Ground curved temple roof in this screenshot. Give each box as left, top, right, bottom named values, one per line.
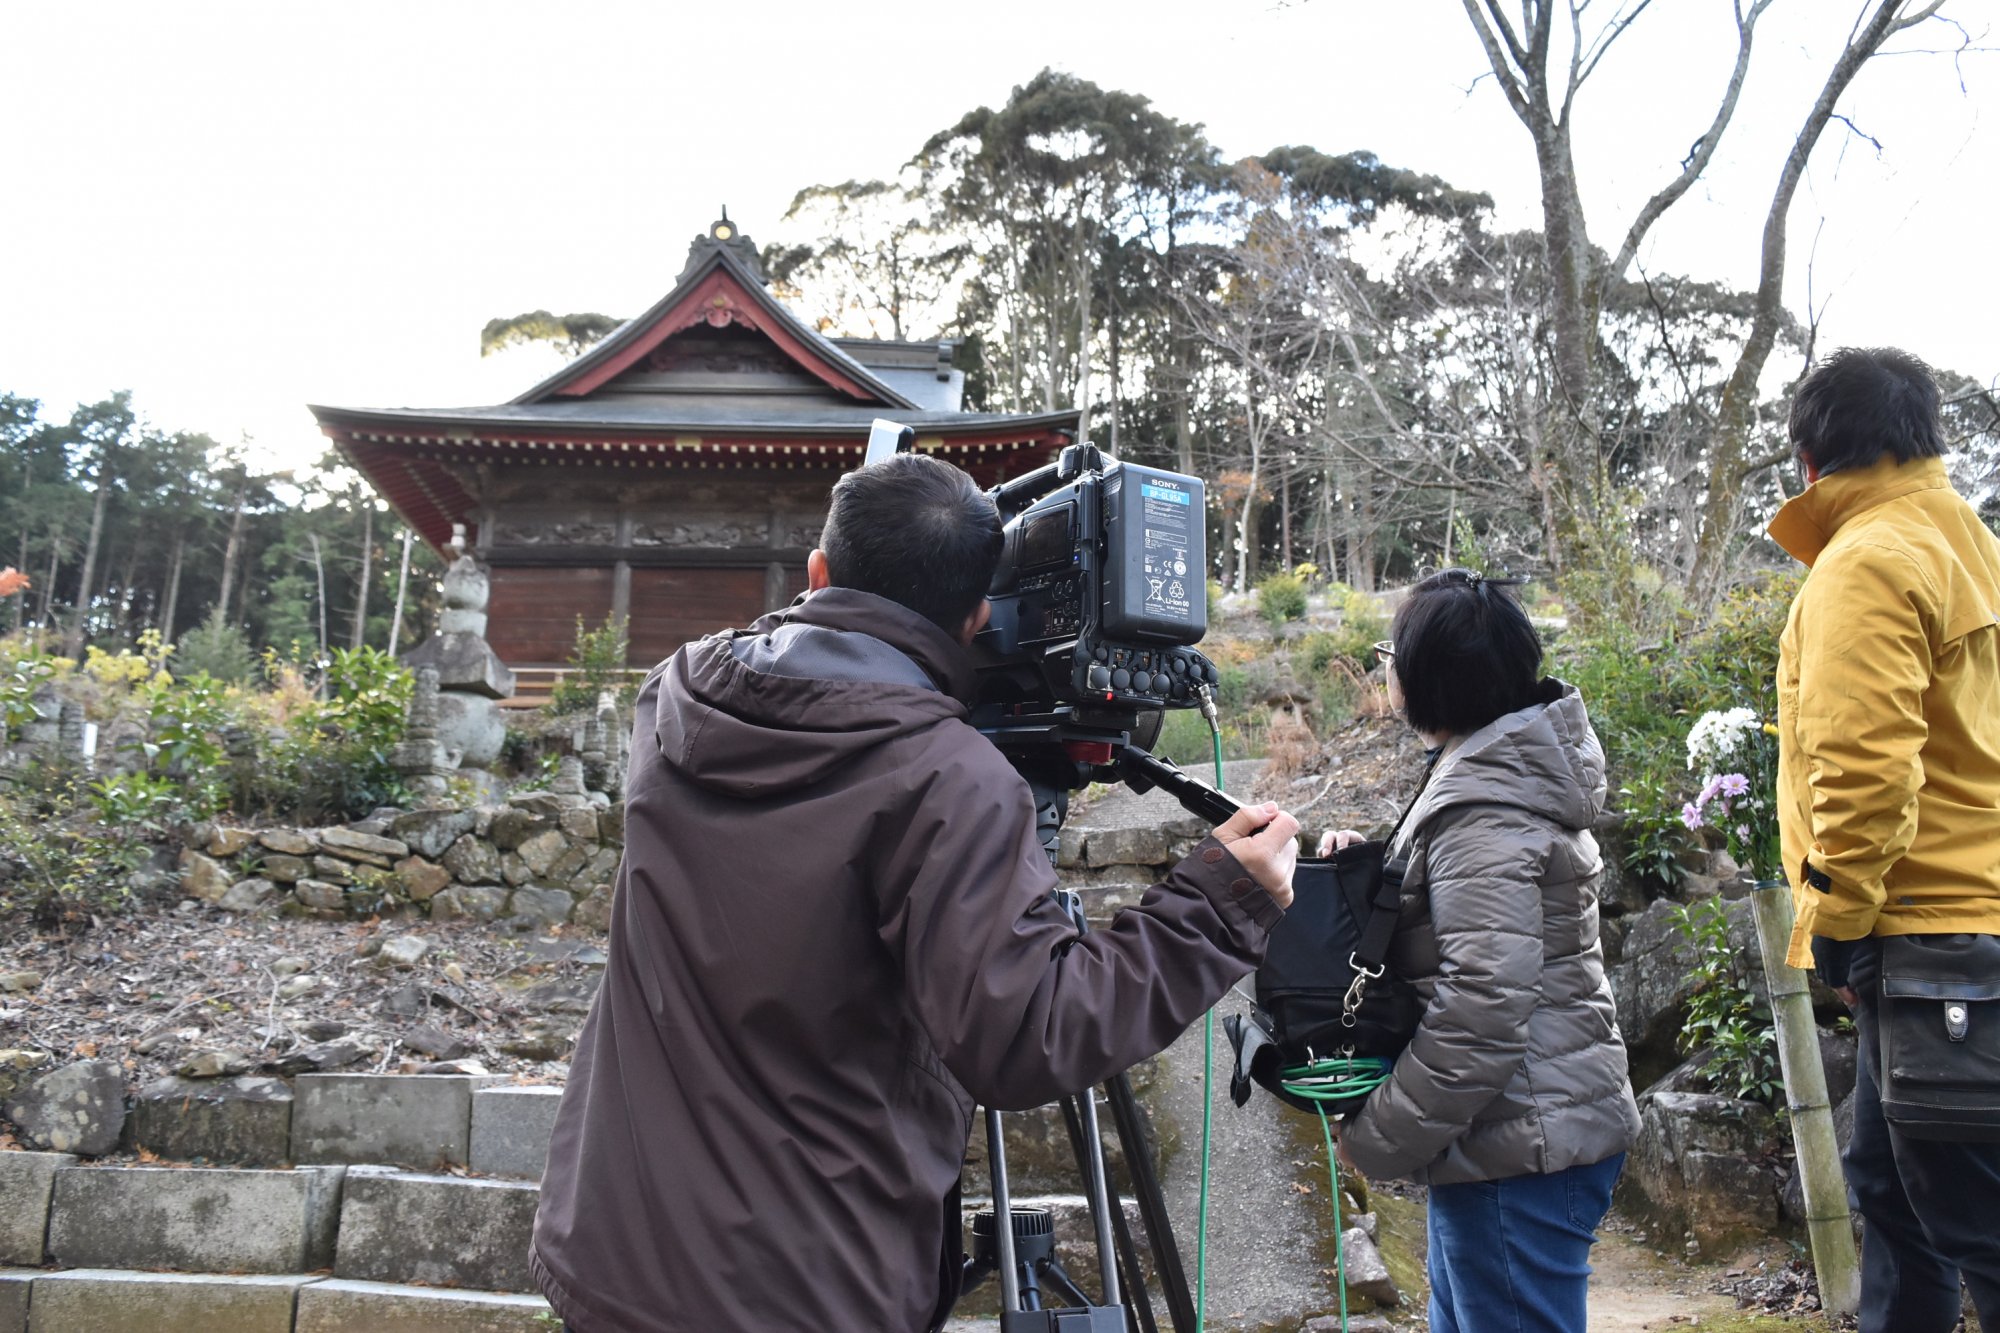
left=311, top=218, right=1077, bottom=552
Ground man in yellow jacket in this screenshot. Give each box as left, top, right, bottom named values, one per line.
left=1769, top=346, right=2000, bottom=1333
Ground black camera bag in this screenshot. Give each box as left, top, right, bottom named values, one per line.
left=1227, top=767, right=1434, bottom=1116
left=1878, top=933, right=2000, bottom=1142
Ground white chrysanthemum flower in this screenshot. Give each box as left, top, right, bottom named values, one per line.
left=1686, top=706, right=1760, bottom=770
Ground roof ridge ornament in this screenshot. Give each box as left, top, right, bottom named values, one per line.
left=681, top=207, right=764, bottom=285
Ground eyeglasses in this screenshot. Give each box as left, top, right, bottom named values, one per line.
left=1372, top=640, right=1395, bottom=663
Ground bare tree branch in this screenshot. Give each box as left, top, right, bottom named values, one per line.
left=1607, top=0, right=1774, bottom=281
left=1890, top=0, right=1948, bottom=33
left=1462, top=0, right=1536, bottom=123
left=1575, top=0, right=1657, bottom=89
left=1830, top=112, right=1886, bottom=153
left=1692, top=0, right=1927, bottom=592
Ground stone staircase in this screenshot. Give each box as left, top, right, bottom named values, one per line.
left=0, top=1074, right=562, bottom=1332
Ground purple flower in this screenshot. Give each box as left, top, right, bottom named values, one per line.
left=1697, top=776, right=1724, bottom=805
left=1681, top=802, right=1705, bottom=830
left=1718, top=773, right=1751, bottom=798
left=1735, top=824, right=1751, bottom=840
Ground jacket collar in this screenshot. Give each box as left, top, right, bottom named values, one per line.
left=1768, top=455, right=1951, bottom=567
left=752, top=587, right=980, bottom=706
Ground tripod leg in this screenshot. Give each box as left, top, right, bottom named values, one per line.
left=1033, top=1255, right=1097, bottom=1309
left=1060, top=1096, right=1157, bottom=1333
left=987, top=1107, right=1024, bottom=1312
left=1072, top=1091, right=1122, bottom=1306
left=1105, top=1071, right=1196, bottom=1333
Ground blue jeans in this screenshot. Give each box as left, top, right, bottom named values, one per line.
left=1426, top=1153, right=1624, bottom=1333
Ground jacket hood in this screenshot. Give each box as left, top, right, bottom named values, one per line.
left=1409, top=679, right=1607, bottom=835
left=652, top=587, right=979, bottom=799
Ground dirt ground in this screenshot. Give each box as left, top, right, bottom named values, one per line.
left=1586, top=1220, right=1844, bottom=1332
left=1244, top=709, right=1430, bottom=840
left=0, top=907, right=601, bottom=1117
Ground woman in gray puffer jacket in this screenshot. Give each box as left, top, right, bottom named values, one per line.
left=1319, top=569, right=1640, bottom=1333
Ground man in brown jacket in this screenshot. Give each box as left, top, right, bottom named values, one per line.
left=532, top=453, right=1299, bottom=1332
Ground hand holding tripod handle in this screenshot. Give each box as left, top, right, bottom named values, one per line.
left=1114, top=747, right=1299, bottom=910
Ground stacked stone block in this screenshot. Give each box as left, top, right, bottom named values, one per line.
left=173, top=787, right=623, bottom=930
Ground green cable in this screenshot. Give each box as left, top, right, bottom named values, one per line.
left=1277, top=1056, right=1395, bottom=1106
left=1196, top=720, right=1225, bottom=1332
left=1316, top=1105, right=1348, bottom=1331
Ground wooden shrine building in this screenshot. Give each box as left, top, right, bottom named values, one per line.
left=311, top=217, right=1077, bottom=689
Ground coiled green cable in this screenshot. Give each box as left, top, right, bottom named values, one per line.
left=1278, top=1056, right=1395, bottom=1106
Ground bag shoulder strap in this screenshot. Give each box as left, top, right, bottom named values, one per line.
left=1351, top=747, right=1444, bottom=973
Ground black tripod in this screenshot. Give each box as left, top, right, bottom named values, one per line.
left=955, top=738, right=1243, bottom=1333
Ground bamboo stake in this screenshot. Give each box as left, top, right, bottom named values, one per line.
left=1749, top=881, right=1860, bottom=1315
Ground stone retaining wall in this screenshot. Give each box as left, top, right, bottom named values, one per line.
left=175, top=789, right=624, bottom=931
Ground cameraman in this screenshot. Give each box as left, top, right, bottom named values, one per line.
left=531, top=452, right=1299, bottom=1333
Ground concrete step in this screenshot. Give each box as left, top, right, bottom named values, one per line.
left=47, top=1165, right=344, bottom=1275
left=468, top=1084, right=561, bottom=1180
left=293, top=1279, right=552, bottom=1331
left=0, top=1152, right=73, bottom=1265
left=333, top=1167, right=539, bottom=1293
left=291, top=1074, right=503, bottom=1170
left=0, top=1271, right=30, bottom=1333
left=131, top=1075, right=295, bottom=1167
left=24, top=1269, right=316, bottom=1332
left=0, top=1268, right=553, bottom=1333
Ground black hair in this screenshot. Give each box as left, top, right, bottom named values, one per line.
left=1390, top=568, right=1543, bottom=737
left=820, top=452, right=1003, bottom=634
left=1789, top=346, right=1945, bottom=476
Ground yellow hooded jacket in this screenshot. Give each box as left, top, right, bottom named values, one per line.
left=1769, top=455, right=2000, bottom=969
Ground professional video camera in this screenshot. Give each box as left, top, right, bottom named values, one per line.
left=865, top=420, right=1236, bottom=824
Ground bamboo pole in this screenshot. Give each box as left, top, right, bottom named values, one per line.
left=1749, top=881, right=1860, bottom=1316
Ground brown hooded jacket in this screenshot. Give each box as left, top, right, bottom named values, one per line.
left=531, top=588, right=1281, bottom=1331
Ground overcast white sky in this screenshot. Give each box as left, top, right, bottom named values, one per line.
left=2, top=1, right=1993, bottom=473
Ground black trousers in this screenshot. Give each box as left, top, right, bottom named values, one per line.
left=1848, top=939, right=2000, bottom=1333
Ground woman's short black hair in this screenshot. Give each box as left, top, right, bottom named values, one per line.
left=820, top=452, right=1003, bottom=634
left=1391, top=568, right=1543, bottom=737
left=1789, top=346, right=1945, bottom=476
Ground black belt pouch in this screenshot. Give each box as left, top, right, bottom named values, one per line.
left=1879, top=932, right=2000, bottom=1142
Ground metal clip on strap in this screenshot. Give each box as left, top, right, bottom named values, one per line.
left=1341, top=951, right=1381, bottom=1026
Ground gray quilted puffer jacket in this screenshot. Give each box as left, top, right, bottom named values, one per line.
left=1342, top=680, right=1641, bottom=1186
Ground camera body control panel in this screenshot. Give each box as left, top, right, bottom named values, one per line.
left=1071, top=638, right=1218, bottom=706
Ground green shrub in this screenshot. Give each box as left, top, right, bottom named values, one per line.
left=1, top=648, right=56, bottom=740
left=259, top=646, right=413, bottom=823
left=87, top=771, right=184, bottom=828
left=1671, top=897, right=1781, bottom=1106
left=1295, top=630, right=1341, bottom=679
left=549, top=614, right=634, bottom=714
left=141, top=671, right=237, bottom=817
left=0, top=781, right=148, bottom=921
left=1255, top=573, right=1308, bottom=629
left=1324, top=582, right=1388, bottom=669
left=1550, top=568, right=1799, bottom=893
left=174, top=609, right=257, bottom=684
left=1152, top=707, right=1219, bottom=769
